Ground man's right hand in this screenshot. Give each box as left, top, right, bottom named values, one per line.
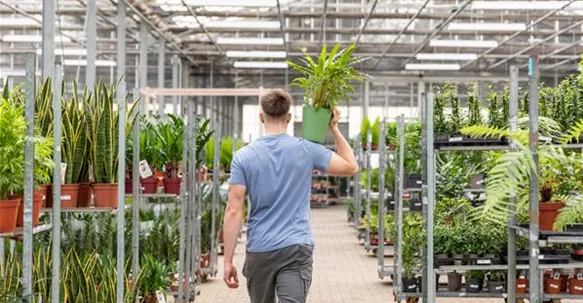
left=330, top=108, right=340, bottom=129
left=223, top=262, right=239, bottom=289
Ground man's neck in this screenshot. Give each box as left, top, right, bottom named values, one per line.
left=264, top=124, right=287, bottom=136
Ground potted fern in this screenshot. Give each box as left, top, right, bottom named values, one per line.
left=287, top=43, right=367, bottom=143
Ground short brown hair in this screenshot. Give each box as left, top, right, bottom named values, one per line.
left=260, top=89, right=291, bottom=119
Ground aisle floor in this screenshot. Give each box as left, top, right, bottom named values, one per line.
left=195, top=204, right=574, bottom=303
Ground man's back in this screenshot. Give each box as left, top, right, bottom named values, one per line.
left=229, top=133, right=330, bottom=253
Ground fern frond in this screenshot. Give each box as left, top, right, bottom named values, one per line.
left=460, top=125, right=510, bottom=139
left=560, top=119, right=583, bottom=145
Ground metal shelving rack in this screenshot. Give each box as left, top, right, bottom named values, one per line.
left=415, top=56, right=583, bottom=303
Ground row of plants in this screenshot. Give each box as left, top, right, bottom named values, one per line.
left=205, top=136, right=243, bottom=172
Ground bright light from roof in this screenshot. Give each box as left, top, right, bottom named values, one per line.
left=226, top=51, right=287, bottom=58
left=36, top=49, right=87, bottom=56
left=205, top=20, right=280, bottom=29
left=217, top=37, right=284, bottom=45
left=429, top=39, right=499, bottom=48
left=0, top=17, right=39, bottom=27
left=405, top=63, right=461, bottom=71
left=448, top=23, right=527, bottom=32
left=187, top=0, right=276, bottom=6
left=416, top=53, right=478, bottom=61
left=2, top=35, right=71, bottom=43
left=471, top=1, right=564, bottom=10
left=233, top=61, right=288, bottom=69
left=63, top=59, right=117, bottom=67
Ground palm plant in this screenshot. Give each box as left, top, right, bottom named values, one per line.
left=139, top=254, right=172, bottom=302
left=139, top=115, right=164, bottom=172
left=360, top=117, right=370, bottom=145
left=287, top=43, right=367, bottom=109
left=156, top=114, right=184, bottom=178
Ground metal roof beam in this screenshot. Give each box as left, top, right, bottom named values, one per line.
left=371, top=0, right=430, bottom=70
left=354, top=0, right=379, bottom=45
left=276, top=0, right=289, bottom=53
left=519, top=40, right=583, bottom=69
left=318, top=0, right=328, bottom=47
left=460, top=0, right=579, bottom=70
left=399, top=0, right=473, bottom=68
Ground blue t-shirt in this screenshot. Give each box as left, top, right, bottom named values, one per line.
left=228, top=133, right=332, bottom=253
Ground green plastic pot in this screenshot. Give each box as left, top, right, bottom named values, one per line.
left=302, top=105, right=331, bottom=143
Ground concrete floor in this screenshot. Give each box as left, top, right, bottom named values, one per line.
left=193, top=204, right=576, bottom=303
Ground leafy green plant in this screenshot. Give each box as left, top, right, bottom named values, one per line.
left=371, top=117, right=380, bottom=146
left=360, top=117, right=370, bottom=145
left=157, top=114, right=185, bottom=178
left=287, top=43, right=367, bottom=109
left=139, top=254, right=172, bottom=301
left=467, top=83, right=482, bottom=126
left=195, top=117, right=214, bottom=169
left=220, top=136, right=243, bottom=171
left=555, top=195, right=583, bottom=231
left=444, top=83, right=463, bottom=134
left=139, top=115, right=164, bottom=172
left=62, top=82, right=89, bottom=184
left=86, top=80, right=137, bottom=183
left=390, top=213, right=425, bottom=278
left=433, top=86, right=448, bottom=135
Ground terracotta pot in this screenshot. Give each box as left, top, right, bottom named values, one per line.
left=0, top=199, right=21, bottom=233
left=539, top=201, right=565, bottom=231
left=569, top=278, right=583, bottom=294
left=141, top=176, right=158, bottom=194
left=125, top=179, right=133, bottom=194
left=163, top=177, right=181, bottom=195
left=77, top=183, right=91, bottom=207
left=60, top=184, right=80, bottom=208
left=142, top=294, right=157, bottom=303
left=196, top=167, right=208, bottom=182
left=46, top=185, right=53, bottom=207
left=517, top=277, right=528, bottom=294
left=92, top=183, right=118, bottom=209
left=561, top=274, right=569, bottom=292
left=544, top=277, right=562, bottom=294
left=201, top=253, right=210, bottom=268
left=40, top=185, right=48, bottom=207
left=154, top=171, right=166, bottom=187
left=16, top=192, right=44, bottom=227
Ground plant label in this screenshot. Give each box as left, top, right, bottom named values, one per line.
left=156, top=291, right=166, bottom=303
left=577, top=273, right=583, bottom=280
left=477, top=259, right=491, bottom=265
left=60, top=163, right=67, bottom=181
left=449, top=136, right=462, bottom=142
left=139, top=160, right=153, bottom=179
left=61, top=195, right=71, bottom=201
left=553, top=272, right=561, bottom=280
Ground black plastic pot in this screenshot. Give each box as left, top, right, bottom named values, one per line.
left=386, top=199, right=395, bottom=211
left=447, top=272, right=463, bottom=291
left=402, top=277, right=418, bottom=293
left=566, top=224, right=583, bottom=231
left=452, top=254, right=465, bottom=265
left=488, top=281, right=505, bottom=293
left=466, top=277, right=483, bottom=293
left=409, top=199, right=422, bottom=211
left=417, top=276, right=422, bottom=293
left=405, top=174, right=422, bottom=189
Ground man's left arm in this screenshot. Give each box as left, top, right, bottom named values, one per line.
left=223, top=184, right=246, bottom=288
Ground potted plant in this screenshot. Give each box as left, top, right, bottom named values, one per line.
left=398, top=213, right=425, bottom=293
left=158, top=115, right=184, bottom=195
left=61, top=83, right=89, bottom=208
left=516, top=271, right=528, bottom=294
left=544, top=271, right=562, bottom=294
left=287, top=43, right=367, bottom=143
left=138, top=254, right=172, bottom=303
left=569, top=272, right=583, bottom=295
left=140, top=116, right=164, bottom=194
left=361, top=117, right=370, bottom=148
left=86, top=81, right=137, bottom=208
left=539, top=180, right=566, bottom=231
left=220, top=136, right=243, bottom=173
left=465, top=270, right=484, bottom=293
left=371, top=117, right=380, bottom=150
left=487, top=271, right=505, bottom=293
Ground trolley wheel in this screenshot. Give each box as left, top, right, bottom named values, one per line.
left=372, top=249, right=377, bottom=255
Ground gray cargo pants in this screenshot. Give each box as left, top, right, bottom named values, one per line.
left=242, top=244, right=313, bottom=303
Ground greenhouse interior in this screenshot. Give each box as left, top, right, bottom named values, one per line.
left=1, top=0, right=583, bottom=302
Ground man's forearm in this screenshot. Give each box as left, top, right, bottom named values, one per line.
left=223, top=207, right=243, bottom=265
left=331, top=126, right=357, bottom=169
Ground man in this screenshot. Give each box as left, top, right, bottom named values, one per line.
left=223, top=89, right=358, bottom=303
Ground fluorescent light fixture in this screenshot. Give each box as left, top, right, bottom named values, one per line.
left=448, top=23, right=527, bottom=32
left=188, top=0, right=276, bottom=7
left=416, top=53, right=477, bottom=61
left=471, top=1, right=564, bottom=10
left=36, top=49, right=87, bottom=56
left=217, top=37, right=284, bottom=45
left=205, top=20, right=280, bottom=29
left=233, top=61, right=288, bottom=69
left=226, top=51, right=287, bottom=58
left=0, top=17, right=39, bottom=27
left=405, top=63, right=461, bottom=71
left=63, top=59, right=116, bottom=67
left=2, top=34, right=71, bottom=43
left=429, top=39, right=499, bottom=48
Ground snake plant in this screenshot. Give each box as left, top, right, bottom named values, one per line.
left=62, top=82, right=89, bottom=184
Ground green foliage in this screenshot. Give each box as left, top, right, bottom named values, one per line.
left=62, top=82, right=89, bottom=184
left=555, top=195, right=583, bottom=231
left=220, top=136, right=243, bottom=171
left=444, top=83, right=464, bottom=134
left=371, top=118, right=380, bottom=146
left=467, top=83, right=482, bottom=126
left=287, top=44, right=367, bottom=109
left=139, top=254, right=172, bottom=298
left=139, top=115, right=164, bottom=172
left=360, top=117, right=370, bottom=145
left=400, top=214, right=425, bottom=278
left=157, top=114, right=185, bottom=177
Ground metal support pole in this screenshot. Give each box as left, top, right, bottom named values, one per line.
left=116, top=82, right=127, bottom=303
left=51, top=61, right=62, bottom=303
left=189, top=105, right=198, bottom=299
left=507, top=63, right=519, bottom=303
left=211, top=118, right=221, bottom=276
left=158, top=39, right=166, bottom=116
left=377, top=120, right=386, bottom=272
left=86, top=0, right=97, bottom=87
left=184, top=102, right=194, bottom=302
left=365, top=128, right=372, bottom=248
left=426, top=93, right=436, bottom=302
left=131, top=99, right=141, bottom=287
left=527, top=55, right=540, bottom=303
left=41, top=0, right=54, bottom=80
left=22, top=53, right=36, bottom=303
left=353, top=137, right=361, bottom=226
left=172, top=56, right=179, bottom=114
left=395, top=115, right=405, bottom=299
left=420, top=89, right=428, bottom=301
left=116, top=0, right=126, bottom=84
left=177, top=102, right=189, bottom=303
